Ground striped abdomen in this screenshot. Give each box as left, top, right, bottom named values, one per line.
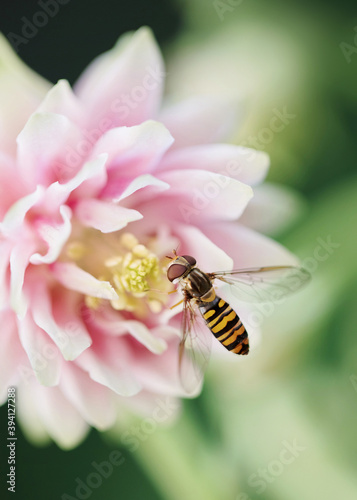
left=199, top=296, right=249, bottom=355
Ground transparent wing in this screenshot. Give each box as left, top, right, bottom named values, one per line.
left=209, top=265, right=310, bottom=303
left=178, top=296, right=212, bottom=395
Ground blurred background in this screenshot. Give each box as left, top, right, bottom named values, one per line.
left=0, top=0, right=356, bottom=499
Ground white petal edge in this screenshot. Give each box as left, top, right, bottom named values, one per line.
left=17, top=313, right=61, bottom=386
left=76, top=349, right=142, bottom=397
left=114, top=173, right=169, bottom=202
left=94, top=316, right=168, bottom=354
left=74, top=199, right=143, bottom=233
left=158, top=143, right=270, bottom=186
left=42, top=153, right=108, bottom=209
left=31, top=281, right=92, bottom=361
left=1, top=185, right=44, bottom=234
left=158, top=169, right=254, bottom=222
left=52, top=262, right=119, bottom=300
left=30, top=205, right=72, bottom=264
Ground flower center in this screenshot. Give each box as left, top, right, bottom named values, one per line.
left=64, top=230, right=171, bottom=317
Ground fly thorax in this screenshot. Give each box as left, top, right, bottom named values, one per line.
left=186, top=268, right=212, bottom=298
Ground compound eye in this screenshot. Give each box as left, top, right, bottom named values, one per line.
left=182, top=255, right=196, bottom=266
left=167, top=264, right=187, bottom=282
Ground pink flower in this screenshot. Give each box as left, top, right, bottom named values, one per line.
left=0, top=27, right=297, bottom=448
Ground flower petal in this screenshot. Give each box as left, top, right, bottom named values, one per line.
left=17, top=313, right=61, bottom=386
left=0, top=33, right=50, bottom=155
left=36, top=79, right=85, bottom=127
left=173, top=223, right=233, bottom=272
left=60, top=364, right=116, bottom=429
left=74, top=199, right=143, bottom=233
left=158, top=144, right=270, bottom=186
left=0, top=310, right=25, bottom=402
left=157, top=169, right=253, bottom=222
left=30, top=205, right=72, bottom=265
left=239, top=183, right=306, bottom=235
left=1, top=185, right=44, bottom=235
left=159, top=96, right=237, bottom=150
left=29, top=384, right=88, bottom=449
left=10, top=241, right=37, bottom=318
left=0, top=152, right=27, bottom=217
left=114, top=173, right=169, bottom=202
left=42, top=154, right=108, bottom=209
left=91, top=121, right=174, bottom=199
left=200, top=222, right=300, bottom=268
left=0, top=241, right=12, bottom=309
left=52, top=262, right=119, bottom=300
left=93, top=314, right=167, bottom=354
left=16, top=112, right=84, bottom=187
left=30, top=281, right=92, bottom=361
left=76, top=347, right=141, bottom=397
left=75, top=27, right=164, bottom=130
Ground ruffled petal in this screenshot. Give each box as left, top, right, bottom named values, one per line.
left=16, top=112, right=84, bottom=187
left=30, top=205, right=72, bottom=264
left=93, top=313, right=167, bottom=354
left=157, top=169, right=253, bottom=223
left=158, top=144, right=270, bottom=186
left=159, top=96, right=237, bottom=150
left=75, top=27, right=164, bottom=130
left=1, top=185, right=44, bottom=235
left=114, top=173, right=169, bottom=203
left=91, top=121, right=174, bottom=199
left=10, top=241, right=37, bottom=318
left=30, top=281, right=92, bottom=361
left=17, top=313, right=61, bottom=386
left=41, top=154, right=108, bottom=209
left=74, top=199, right=142, bottom=233
left=76, top=346, right=141, bottom=397
left=60, top=364, right=116, bottom=429
left=51, top=262, right=119, bottom=300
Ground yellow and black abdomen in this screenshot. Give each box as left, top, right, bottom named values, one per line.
left=199, top=296, right=249, bottom=355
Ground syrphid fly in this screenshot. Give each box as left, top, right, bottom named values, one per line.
left=166, top=252, right=310, bottom=393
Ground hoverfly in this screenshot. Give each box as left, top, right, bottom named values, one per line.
left=166, top=252, right=310, bottom=393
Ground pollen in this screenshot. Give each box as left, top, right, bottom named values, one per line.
left=66, top=230, right=171, bottom=316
